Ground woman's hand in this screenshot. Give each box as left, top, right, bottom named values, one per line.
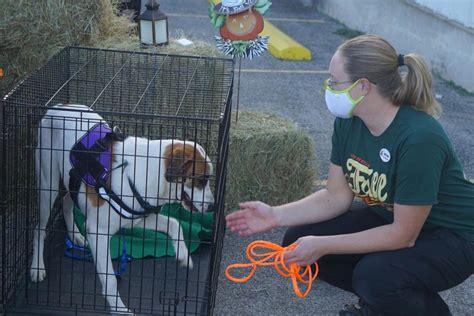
left=284, top=236, right=327, bottom=267
left=225, top=201, right=278, bottom=236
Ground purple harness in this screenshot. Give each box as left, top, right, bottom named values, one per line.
left=68, top=123, right=155, bottom=220
left=70, top=123, right=112, bottom=187
left=67, top=123, right=131, bottom=273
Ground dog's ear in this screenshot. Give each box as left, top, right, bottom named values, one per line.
left=165, top=157, right=192, bottom=183
left=164, top=143, right=193, bottom=183
left=164, top=142, right=212, bottom=183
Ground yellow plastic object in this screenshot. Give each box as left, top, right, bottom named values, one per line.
left=208, top=0, right=312, bottom=61
left=260, top=20, right=312, bottom=61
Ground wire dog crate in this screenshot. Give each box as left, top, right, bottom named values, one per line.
left=0, top=46, right=234, bottom=315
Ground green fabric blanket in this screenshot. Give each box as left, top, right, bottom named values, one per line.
left=72, top=203, right=213, bottom=259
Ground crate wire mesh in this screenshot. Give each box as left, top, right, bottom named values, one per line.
left=0, top=46, right=234, bottom=315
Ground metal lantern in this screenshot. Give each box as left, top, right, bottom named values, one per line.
left=138, top=0, right=169, bottom=45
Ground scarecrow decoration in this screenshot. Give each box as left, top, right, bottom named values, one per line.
left=209, top=0, right=272, bottom=59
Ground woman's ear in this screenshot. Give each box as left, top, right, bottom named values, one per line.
left=350, top=78, right=370, bottom=100
left=359, top=78, right=372, bottom=93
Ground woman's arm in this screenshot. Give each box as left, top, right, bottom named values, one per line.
left=225, top=163, right=354, bottom=236
left=285, top=203, right=432, bottom=266
left=273, top=162, right=355, bottom=227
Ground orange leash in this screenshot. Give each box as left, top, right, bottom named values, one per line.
left=225, top=240, right=319, bottom=298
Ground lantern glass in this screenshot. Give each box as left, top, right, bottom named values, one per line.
left=140, top=20, right=153, bottom=45
left=138, top=1, right=168, bottom=45
left=153, top=19, right=168, bottom=44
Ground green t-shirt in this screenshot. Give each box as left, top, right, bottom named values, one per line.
left=331, top=105, right=474, bottom=243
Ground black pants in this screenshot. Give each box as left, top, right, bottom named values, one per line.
left=282, top=208, right=474, bottom=316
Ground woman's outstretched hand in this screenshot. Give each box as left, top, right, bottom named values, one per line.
left=225, top=201, right=278, bottom=236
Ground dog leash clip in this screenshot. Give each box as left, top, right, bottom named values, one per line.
left=64, top=232, right=131, bottom=277
left=115, top=229, right=132, bottom=277
left=64, top=237, right=92, bottom=261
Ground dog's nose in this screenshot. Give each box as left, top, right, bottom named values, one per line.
left=206, top=203, right=214, bottom=212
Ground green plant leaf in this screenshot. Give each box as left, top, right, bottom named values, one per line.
left=208, top=3, right=215, bottom=18
left=255, top=0, right=272, bottom=15
left=209, top=3, right=226, bottom=29
left=215, top=15, right=226, bottom=28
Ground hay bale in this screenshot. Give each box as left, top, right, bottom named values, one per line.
left=0, top=0, right=132, bottom=96
left=226, top=111, right=317, bottom=210
left=0, top=0, right=222, bottom=97
left=96, top=30, right=223, bottom=58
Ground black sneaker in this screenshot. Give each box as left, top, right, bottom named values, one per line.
left=339, top=299, right=379, bottom=316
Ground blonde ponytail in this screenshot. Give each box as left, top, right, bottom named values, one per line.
left=392, top=53, right=441, bottom=117
left=339, top=34, right=441, bottom=117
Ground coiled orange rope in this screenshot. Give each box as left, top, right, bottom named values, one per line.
left=225, top=240, right=319, bottom=298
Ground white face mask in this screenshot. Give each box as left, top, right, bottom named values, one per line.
left=324, top=79, right=365, bottom=118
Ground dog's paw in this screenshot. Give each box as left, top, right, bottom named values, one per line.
left=108, top=298, right=132, bottom=315
left=30, top=267, right=46, bottom=282
left=178, top=254, right=193, bottom=270
left=187, top=257, right=194, bottom=269
left=112, top=306, right=134, bottom=315
left=72, top=233, right=87, bottom=247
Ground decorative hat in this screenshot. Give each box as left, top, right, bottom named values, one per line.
left=213, top=0, right=257, bottom=15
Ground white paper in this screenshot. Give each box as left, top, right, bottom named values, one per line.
left=176, top=38, right=194, bottom=46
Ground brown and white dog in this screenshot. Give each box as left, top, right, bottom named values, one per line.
left=30, top=104, right=214, bottom=312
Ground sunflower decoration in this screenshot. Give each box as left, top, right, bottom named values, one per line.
left=209, top=0, right=272, bottom=59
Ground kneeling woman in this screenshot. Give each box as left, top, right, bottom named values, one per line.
left=226, top=34, right=474, bottom=316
